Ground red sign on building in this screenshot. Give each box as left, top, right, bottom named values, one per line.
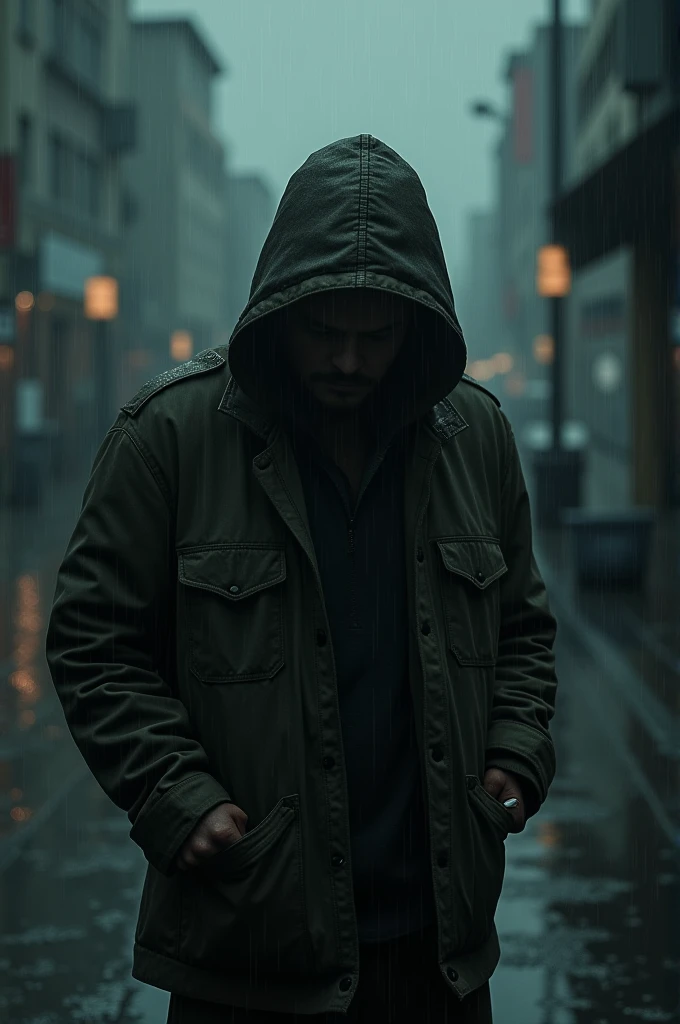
left=0, top=156, right=16, bottom=248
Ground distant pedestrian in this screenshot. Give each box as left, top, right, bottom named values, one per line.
left=46, top=135, right=558, bottom=1023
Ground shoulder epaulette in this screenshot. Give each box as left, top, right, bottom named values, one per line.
left=459, top=373, right=501, bottom=408
left=121, top=349, right=226, bottom=417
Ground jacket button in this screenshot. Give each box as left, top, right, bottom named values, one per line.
left=229, top=585, right=240, bottom=594
left=476, top=571, right=486, bottom=583
left=339, top=977, right=353, bottom=992
left=431, top=746, right=443, bottom=762
left=331, top=854, right=345, bottom=868
left=420, top=621, right=431, bottom=635
left=322, top=756, right=335, bottom=769
left=417, top=547, right=424, bottom=562
left=316, top=629, right=327, bottom=646
left=437, top=851, right=448, bottom=868
left=447, top=967, right=459, bottom=983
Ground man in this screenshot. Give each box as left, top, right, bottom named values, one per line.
left=46, top=135, right=558, bottom=1023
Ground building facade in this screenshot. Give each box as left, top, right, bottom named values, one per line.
left=123, top=18, right=227, bottom=388
left=0, top=0, right=135, bottom=497
left=558, top=0, right=680, bottom=508
left=220, top=171, right=276, bottom=341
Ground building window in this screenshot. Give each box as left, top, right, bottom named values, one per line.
left=75, top=5, right=104, bottom=87
left=49, top=132, right=62, bottom=200
left=50, top=0, right=106, bottom=91
left=48, top=132, right=74, bottom=205
left=85, top=156, right=100, bottom=218
left=578, top=10, right=619, bottom=125
left=49, top=130, right=100, bottom=221
left=17, top=0, right=35, bottom=43
left=18, top=114, right=32, bottom=187
left=50, top=0, right=66, bottom=57
left=184, top=121, right=224, bottom=193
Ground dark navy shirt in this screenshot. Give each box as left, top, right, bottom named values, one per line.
left=289, top=423, right=437, bottom=943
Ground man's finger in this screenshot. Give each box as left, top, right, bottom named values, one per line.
left=482, top=768, right=506, bottom=798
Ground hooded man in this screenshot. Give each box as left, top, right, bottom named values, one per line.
left=46, top=135, right=558, bottom=1024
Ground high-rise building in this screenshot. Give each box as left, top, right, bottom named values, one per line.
left=123, top=17, right=228, bottom=385
left=455, top=209, right=507, bottom=405
left=221, top=172, right=276, bottom=342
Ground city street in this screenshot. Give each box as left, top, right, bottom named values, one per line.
left=0, top=474, right=678, bottom=1023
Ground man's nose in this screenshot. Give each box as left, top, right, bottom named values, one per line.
left=331, top=335, right=362, bottom=374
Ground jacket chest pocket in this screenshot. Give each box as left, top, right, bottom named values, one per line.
left=178, top=544, right=286, bottom=683
left=436, top=537, right=508, bottom=666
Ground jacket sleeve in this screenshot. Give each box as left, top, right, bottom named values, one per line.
left=45, top=422, right=232, bottom=876
left=484, top=415, right=558, bottom=819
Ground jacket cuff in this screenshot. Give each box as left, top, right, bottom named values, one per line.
left=129, top=772, right=232, bottom=877
left=485, top=720, right=556, bottom=807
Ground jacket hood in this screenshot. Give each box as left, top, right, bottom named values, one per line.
left=226, top=134, right=467, bottom=437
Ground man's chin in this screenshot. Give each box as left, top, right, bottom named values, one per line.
left=313, top=382, right=371, bottom=407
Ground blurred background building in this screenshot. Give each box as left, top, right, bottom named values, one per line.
left=556, top=0, right=680, bottom=510
left=0, top=0, right=135, bottom=497
left=461, top=0, right=680, bottom=515
left=221, top=172, right=276, bottom=339
left=459, top=19, right=585, bottom=432
left=0, top=3, right=276, bottom=507
left=122, top=17, right=227, bottom=389
left=0, top=0, right=677, bottom=520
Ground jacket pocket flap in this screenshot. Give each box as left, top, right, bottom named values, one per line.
left=436, top=538, right=507, bottom=589
left=178, top=544, right=286, bottom=601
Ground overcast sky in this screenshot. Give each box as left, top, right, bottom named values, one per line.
left=132, top=0, right=588, bottom=285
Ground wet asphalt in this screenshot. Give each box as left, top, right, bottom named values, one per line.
left=0, top=475, right=678, bottom=1023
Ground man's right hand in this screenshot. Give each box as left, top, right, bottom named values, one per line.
left=175, top=801, right=249, bottom=871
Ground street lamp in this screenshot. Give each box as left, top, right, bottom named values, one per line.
left=84, top=275, right=118, bottom=444
left=530, top=0, right=584, bottom=528
left=469, top=100, right=506, bottom=122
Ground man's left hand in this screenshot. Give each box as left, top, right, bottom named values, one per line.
left=483, top=768, right=527, bottom=833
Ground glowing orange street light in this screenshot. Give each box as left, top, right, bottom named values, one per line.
left=15, top=291, right=34, bottom=312
left=84, top=276, right=118, bottom=320
left=170, top=330, right=193, bottom=362
left=536, top=245, right=571, bottom=297
left=492, top=352, right=514, bottom=374
left=533, top=334, right=555, bottom=366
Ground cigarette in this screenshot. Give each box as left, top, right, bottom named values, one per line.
left=503, top=798, right=518, bottom=808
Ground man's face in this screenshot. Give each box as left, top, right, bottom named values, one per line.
left=284, top=289, right=411, bottom=412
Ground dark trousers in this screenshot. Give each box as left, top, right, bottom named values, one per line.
left=166, top=925, right=493, bottom=1023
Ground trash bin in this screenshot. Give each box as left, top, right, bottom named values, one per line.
left=522, top=421, right=588, bottom=529
left=562, top=507, right=656, bottom=589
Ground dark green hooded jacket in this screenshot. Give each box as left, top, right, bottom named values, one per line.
left=46, top=134, right=558, bottom=1015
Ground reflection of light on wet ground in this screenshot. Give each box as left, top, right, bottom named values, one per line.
left=492, top=750, right=680, bottom=1021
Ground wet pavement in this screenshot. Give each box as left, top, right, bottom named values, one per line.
left=0, top=473, right=678, bottom=1022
